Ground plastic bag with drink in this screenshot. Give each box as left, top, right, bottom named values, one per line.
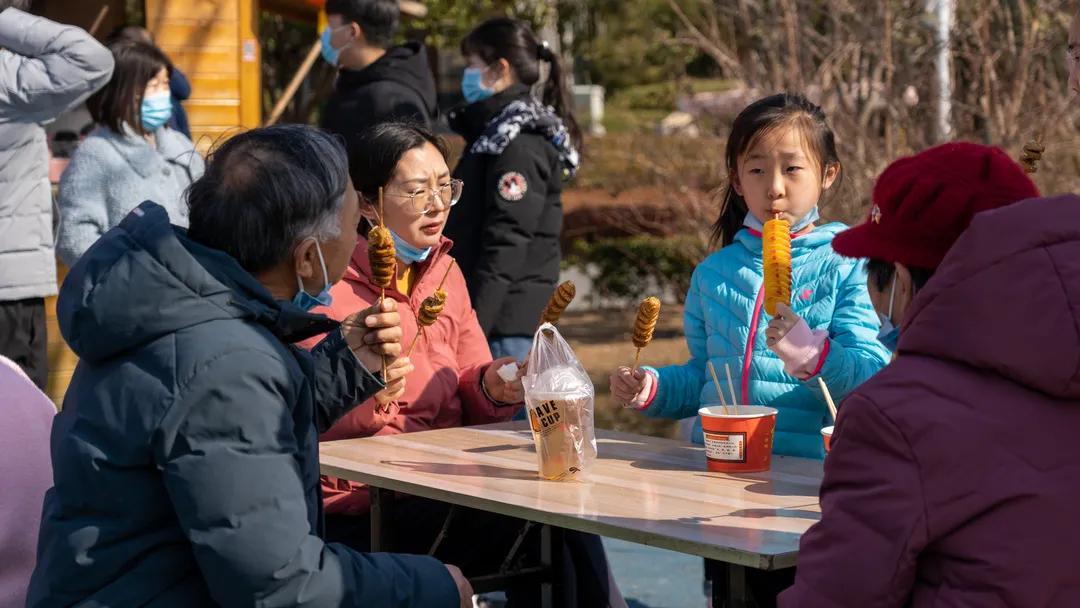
left=521, top=323, right=597, bottom=481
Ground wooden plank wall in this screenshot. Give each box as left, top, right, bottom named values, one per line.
left=146, top=0, right=262, bottom=153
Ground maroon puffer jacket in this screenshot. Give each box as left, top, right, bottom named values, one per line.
left=781, top=194, right=1080, bottom=607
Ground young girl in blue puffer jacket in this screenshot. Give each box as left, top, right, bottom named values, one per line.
left=610, top=93, right=889, bottom=459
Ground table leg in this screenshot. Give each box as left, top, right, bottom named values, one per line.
left=370, top=486, right=394, bottom=552
left=708, top=561, right=751, bottom=608
left=539, top=524, right=565, bottom=608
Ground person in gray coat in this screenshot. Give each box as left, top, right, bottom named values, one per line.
left=56, top=38, right=204, bottom=267
left=0, top=1, right=113, bottom=388
left=28, top=125, right=473, bottom=608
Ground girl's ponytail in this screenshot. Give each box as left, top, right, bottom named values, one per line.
left=711, top=186, right=750, bottom=249
left=462, top=18, right=583, bottom=151
left=538, top=42, right=583, bottom=151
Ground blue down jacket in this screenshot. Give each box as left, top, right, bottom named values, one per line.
left=645, top=223, right=890, bottom=459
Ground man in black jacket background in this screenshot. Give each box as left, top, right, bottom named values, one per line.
left=320, top=0, right=438, bottom=152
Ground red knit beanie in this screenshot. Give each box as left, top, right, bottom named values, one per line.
left=832, top=142, right=1040, bottom=269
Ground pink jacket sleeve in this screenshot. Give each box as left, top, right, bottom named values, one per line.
left=779, top=393, right=928, bottom=608
left=454, top=294, right=522, bottom=426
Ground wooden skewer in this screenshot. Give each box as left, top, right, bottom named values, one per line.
left=632, top=348, right=642, bottom=372
left=706, top=361, right=729, bottom=415
left=378, top=187, right=388, bottom=405
left=818, top=377, right=838, bottom=422
left=405, top=327, right=425, bottom=358
left=403, top=260, right=456, bottom=358
left=723, top=363, right=739, bottom=412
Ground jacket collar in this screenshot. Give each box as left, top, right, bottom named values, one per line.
left=448, top=83, right=532, bottom=143
left=97, top=125, right=198, bottom=179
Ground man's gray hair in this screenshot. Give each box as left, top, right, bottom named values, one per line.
left=186, top=125, right=351, bottom=274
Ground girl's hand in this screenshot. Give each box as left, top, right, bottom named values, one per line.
left=765, top=302, right=801, bottom=347
left=610, top=366, right=654, bottom=409
left=483, top=356, right=525, bottom=404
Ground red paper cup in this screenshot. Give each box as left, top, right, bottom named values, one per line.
left=698, top=405, right=778, bottom=473
left=821, top=425, right=834, bottom=453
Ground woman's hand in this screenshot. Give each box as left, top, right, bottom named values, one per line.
left=765, top=302, right=801, bottom=347
left=610, top=366, right=653, bottom=409
left=482, top=356, right=525, bottom=404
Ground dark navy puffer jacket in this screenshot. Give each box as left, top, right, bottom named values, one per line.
left=28, top=202, right=458, bottom=607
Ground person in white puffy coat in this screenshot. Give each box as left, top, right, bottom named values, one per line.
left=0, top=2, right=113, bottom=388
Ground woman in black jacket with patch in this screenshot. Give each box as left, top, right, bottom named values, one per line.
left=443, top=17, right=582, bottom=364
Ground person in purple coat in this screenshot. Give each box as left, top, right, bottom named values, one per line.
left=779, top=144, right=1080, bottom=607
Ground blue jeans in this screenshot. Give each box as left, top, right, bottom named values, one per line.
left=489, top=336, right=533, bottom=421
left=488, top=335, right=533, bottom=363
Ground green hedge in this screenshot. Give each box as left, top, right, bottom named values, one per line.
left=565, top=235, right=705, bottom=304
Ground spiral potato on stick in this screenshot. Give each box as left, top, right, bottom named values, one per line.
left=1019, top=138, right=1045, bottom=174
left=540, top=281, right=576, bottom=326
left=762, top=217, right=792, bottom=317
left=630, top=296, right=661, bottom=370
left=418, top=289, right=447, bottom=327
left=367, top=225, right=396, bottom=288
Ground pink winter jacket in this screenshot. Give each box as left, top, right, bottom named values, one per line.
left=301, top=237, right=520, bottom=514
left=0, top=356, right=54, bottom=608
left=781, top=195, right=1080, bottom=607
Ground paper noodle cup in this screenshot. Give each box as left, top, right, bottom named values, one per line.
left=698, top=405, right=778, bottom=473
left=821, top=425, right=834, bottom=453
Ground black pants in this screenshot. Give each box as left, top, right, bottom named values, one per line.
left=325, top=497, right=619, bottom=608
left=0, top=298, right=48, bottom=390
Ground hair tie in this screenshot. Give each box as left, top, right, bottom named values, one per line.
left=538, top=40, right=553, bottom=61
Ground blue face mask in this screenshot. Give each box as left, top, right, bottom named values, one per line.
left=140, top=91, right=172, bottom=132
left=320, top=27, right=350, bottom=67
left=462, top=67, right=495, bottom=104
left=293, top=239, right=333, bottom=311
left=391, top=229, right=433, bottom=265
left=877, top=274, right=899, bottom=352
left=743, top=207, right=821, bottom=233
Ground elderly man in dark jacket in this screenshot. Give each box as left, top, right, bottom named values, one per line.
left=27, top=125, right=470, bottom=608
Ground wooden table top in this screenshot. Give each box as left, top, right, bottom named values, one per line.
left=320, top=422, right=824, bottom=570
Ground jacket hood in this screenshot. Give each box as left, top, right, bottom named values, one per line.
left=899, top=194, right=1080, bottom=399
left=336, top=42, right=437, bottom=118
left=58, top=202, right=336, bottom=363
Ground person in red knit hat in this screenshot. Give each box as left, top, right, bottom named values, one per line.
left=777, top=145, right=1080, bottom=608
left=831, top=141, right=1039, bottom=352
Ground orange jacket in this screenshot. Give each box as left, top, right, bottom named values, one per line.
left=301, top=237, right=520, bottom=514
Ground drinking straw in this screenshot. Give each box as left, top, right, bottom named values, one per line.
left=817, top=377, right=838, bottom=422
left=706, top=361, right=730, bottom=415
left=723, top=363, right=739, bottom=412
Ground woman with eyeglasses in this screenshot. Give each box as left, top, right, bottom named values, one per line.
left=300, top=122, right=622, bottom=607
